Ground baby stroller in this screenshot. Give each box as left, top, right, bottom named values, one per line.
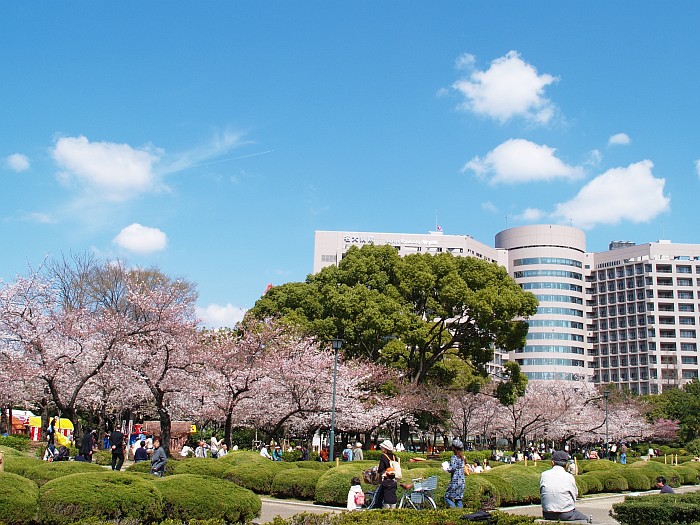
left=43, top=444, right=59, bottom=461
left=54, top=445, right=70, bottom=461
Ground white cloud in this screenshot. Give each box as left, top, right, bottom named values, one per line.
left=113, top=223, right=168, bottom=254
left=608, top=133, right=631, bottom=146
left=6, top=153, right=30, bottom=172
left=196, top=303, right=246, bottom=329
left=553, top=160, right=669, bottom=229
left=695, top=159, right=700, bottom=178
left=24, top=212, right=56, bottom=224
left=463, top=139, right=584, bottom=184
left=452, top=50, right=558, bottom=124
left=586, top=149, right=603, bottom=167
left=481, top=201, right=499, bottom=213
left=517, top=208, right=546, bottom=222
left=52, top=136, right=162, bottom=201
left=454, top=53, right=476, bottom=71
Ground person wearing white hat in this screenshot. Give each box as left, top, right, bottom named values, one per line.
left=368, top=440, right=397, bottom=509
left=352, top=442, right=364, bottom=461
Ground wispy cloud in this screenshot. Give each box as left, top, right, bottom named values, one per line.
left=452, top=51, right=559, bottom=124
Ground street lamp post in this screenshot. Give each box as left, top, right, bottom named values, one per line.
left=604, top=390, right=610, bottom=460
left=329, top=338, right=343, bottom=463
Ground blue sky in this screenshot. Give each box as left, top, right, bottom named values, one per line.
left=2, top=2, right=699, bottom=328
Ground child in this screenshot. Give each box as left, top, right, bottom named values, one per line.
left=382, top=467, right=398, bottom=509
left=347, top=477, right=365, bottom=511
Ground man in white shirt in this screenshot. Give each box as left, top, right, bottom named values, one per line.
left=259, top=444, right=272, bottom=460
left=540, top=451, right=589, bottom=522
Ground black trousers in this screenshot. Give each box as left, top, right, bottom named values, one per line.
left=111, top=452, right=124, bottom=471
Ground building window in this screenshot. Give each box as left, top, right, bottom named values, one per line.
left=680, top=329, right=697, bottom=338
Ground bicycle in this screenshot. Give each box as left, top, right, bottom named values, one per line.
left=397, top=475, right=438, bottom=510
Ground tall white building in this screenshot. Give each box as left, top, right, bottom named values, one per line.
left=314, top=226, right=700, bottom=393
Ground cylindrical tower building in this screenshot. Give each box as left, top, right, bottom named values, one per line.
left=495, top=225, right=588, bottom=381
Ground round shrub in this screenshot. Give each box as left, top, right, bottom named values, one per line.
left=579, top=473, right=603, bottom=494
left=588, top=470, right=628, bottom=492
left=618, top=468, right=652, bottom=491
left=155, top=474, right=260, bottom=523
left=294, top=460, right=332, bottom=471
left=224, top=461, right=293, bottom=494
left=485, top=465, right=539, bottom=504
left=38, top=471, right=164, bottom=525
left=169, top=457, right=232, bottom=478
left=675, top=465, right=700, bottom=484
left=271, top=468, right=323, bottom=499
left=4, top=456, right=43, bottom=478
left=403, top=460, right=443, bottom=470
left=578, top=459, right=623, bottom=473
left=0, top=472, right=39, bottom=525
left=126, top=458, right=178, bottom=475
left=0, top=444, right=26, bottom=456
left=92, top=450, right=112, bottom=466
left=463, top=474, right=502, bottom=511
left=23, top=460, right=104, bottom=486
left=0, top=435, right=31, bottom=452
left=629, top=460, right=681, bottom=486
left=575, top=475, right=589, bottom=496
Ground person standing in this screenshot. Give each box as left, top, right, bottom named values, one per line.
left=346, top=477, right=365, bottom=511
left=381, top=467, right=398, bottom=509
left=150, top=438, right=167, bottom=477
left=210, top=432, right=221, bottom=458
left=445, top=439, right=466, bottom=508
left=80, top=429, right=96, bottom=462
left=134, top=440, right=150, bottom=462
left=619, top=443, right=628, bottom=465
left=368, top=440, right=397, bottom=509
left=540, top=451, right=588, bottom=522
left=342, top=443, right=354, bottom=461
left=110, top=428, right=125, bottom=471
left=47, top=417, right=57, bottom=446
left=352, top=442, right=364, bottom=461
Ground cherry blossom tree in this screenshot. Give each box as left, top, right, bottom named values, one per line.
left=119, top=272, right=202, bottom=456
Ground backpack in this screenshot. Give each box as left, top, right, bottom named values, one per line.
left=354, top=491, right=365, bottom=506
left=342, top=449, right=350, bottom=461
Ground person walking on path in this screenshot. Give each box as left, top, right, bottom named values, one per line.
left=110, top=428, right=125, bottom=471
left=444, top=439, right=466, bottom=508
left=540, top=450, right=589, bottom=522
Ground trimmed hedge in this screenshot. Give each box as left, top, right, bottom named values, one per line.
left=3, top=456, right=42, bottom=478
left=612, top=493, right=700, bottom=525
left=0, top=435, right=31, bottom=452
left=168, top=457, right=232, bottom=478
left=0, top=472, right=39, bottom=525
left=224, top=461, right=295, bottom=494
left=155, top=474, right=260, bottom=523
left=22, top=460, right=104, bottom=486
left=126, top=458, right=178, bottom=475
left=263, top=509, right=537, bottom=525
left=483, top=465, right=539, bottom=505
left=39, top=471, right=164, bottom=525
left=271, top=468, right=324, bottom=500
left=617, top=468, right=653, bottom=491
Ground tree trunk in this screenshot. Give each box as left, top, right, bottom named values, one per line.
left=224, top=411, right=233, bottom=448
left=159, top=408, right=172, bottom=457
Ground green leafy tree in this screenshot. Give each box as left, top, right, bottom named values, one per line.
left=251, top=244, right=537, bottom=389
left=646, top=380, right=700, bottom=442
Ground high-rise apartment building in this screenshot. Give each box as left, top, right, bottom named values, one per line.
left=314, top=226, right=700, bottom=393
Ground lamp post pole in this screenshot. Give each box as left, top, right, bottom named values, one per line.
left=604, top=390, right=610, bottom=460
left=329, top=339, right=343, bottom=463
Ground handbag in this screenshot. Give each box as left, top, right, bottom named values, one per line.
left=363, top=467, right=381, bottom=485
left=384, top=453, right=402, bottom=480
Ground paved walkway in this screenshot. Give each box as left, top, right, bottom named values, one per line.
left=256, top=484, right=700, bottom=525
